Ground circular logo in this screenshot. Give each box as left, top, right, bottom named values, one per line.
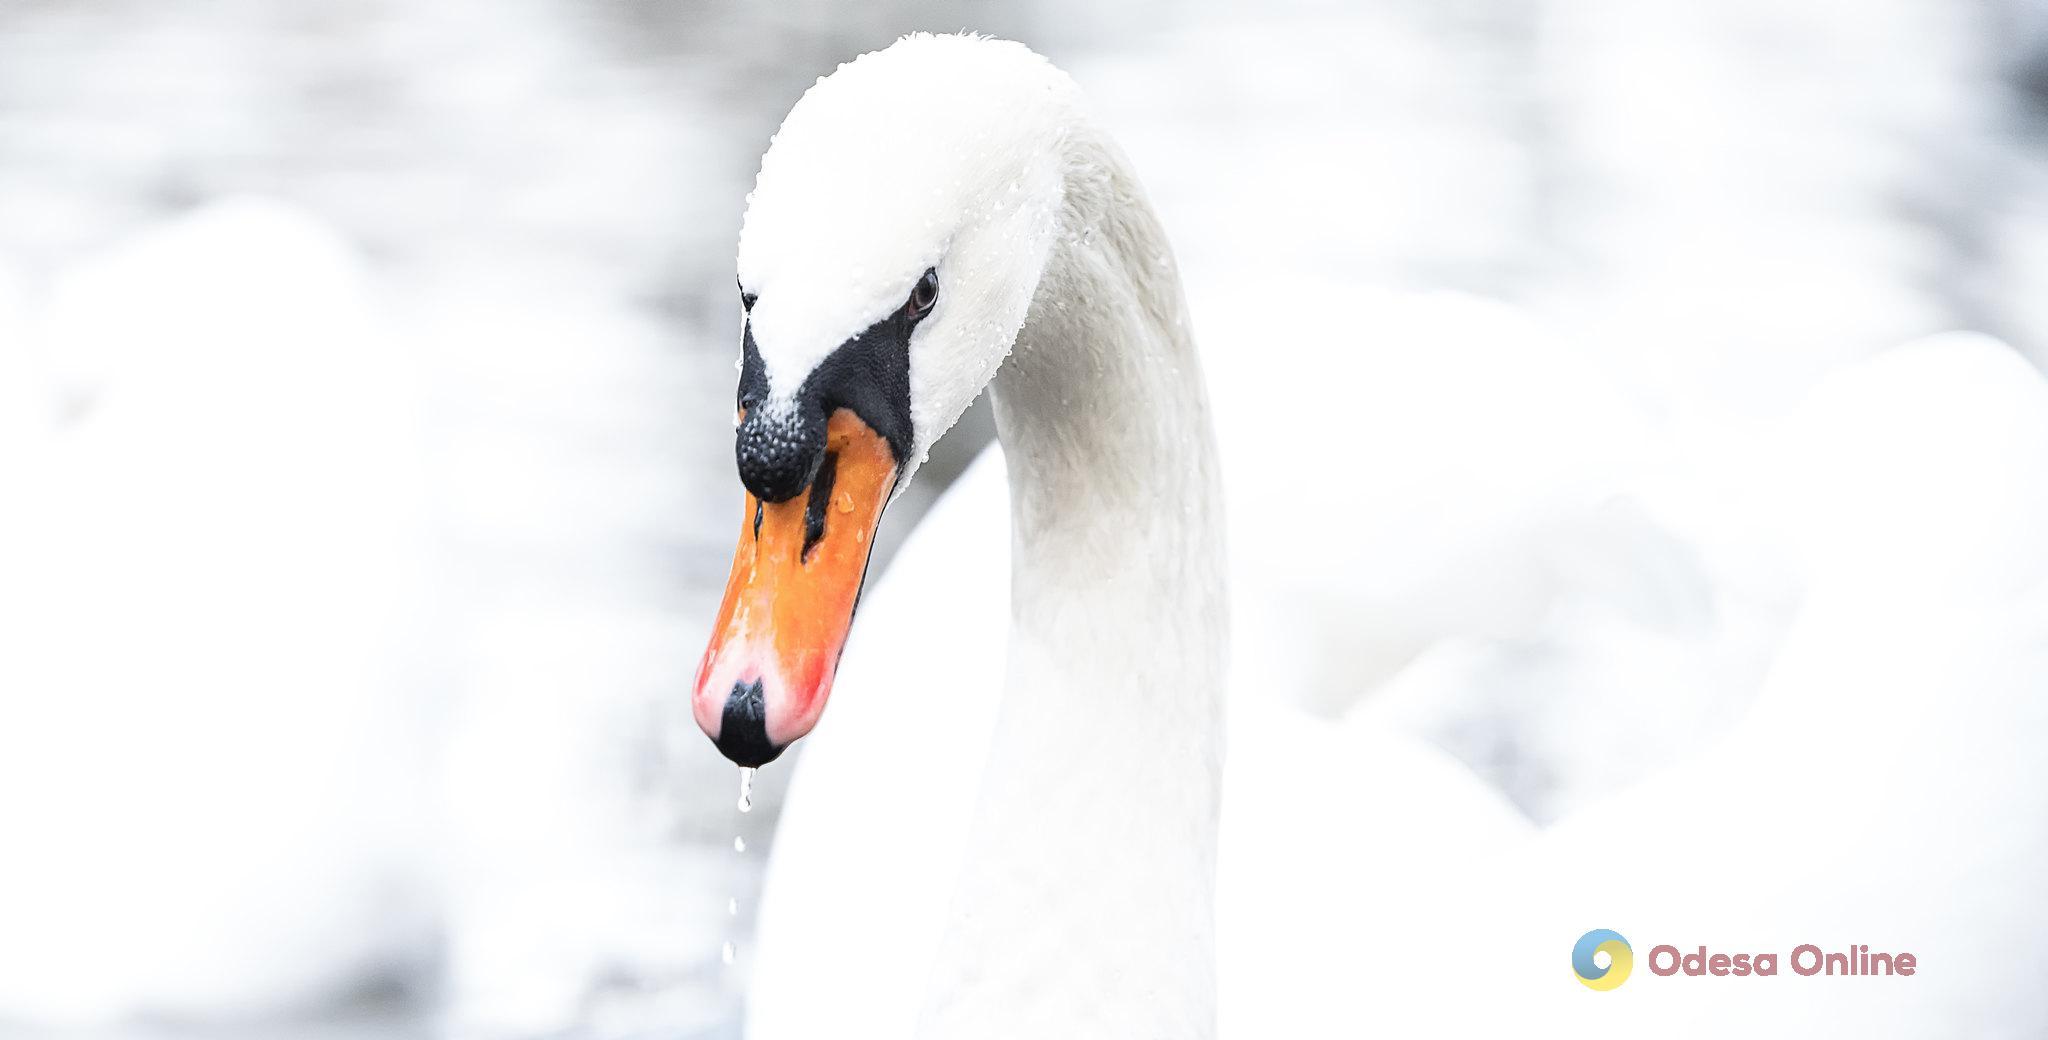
left=1573, top=929, right=1633, bottom=991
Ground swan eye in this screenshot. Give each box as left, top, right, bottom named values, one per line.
left=906, top=268, right=939, bottom=321
left=741, top=289, right=758, bottom=313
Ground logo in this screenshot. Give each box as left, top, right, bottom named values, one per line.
left=1573, top=928, right=1633, bottom=991
left=1572, top=929, right=1919, bottom=988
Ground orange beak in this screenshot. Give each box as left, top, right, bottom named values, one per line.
left=693, top=409, right=897, bottom=764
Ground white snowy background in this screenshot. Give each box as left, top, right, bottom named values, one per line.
left=2, top=0, right=2045, bottom=1037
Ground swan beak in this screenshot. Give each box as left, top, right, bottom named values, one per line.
left=693, top=409, right=897, bottom=766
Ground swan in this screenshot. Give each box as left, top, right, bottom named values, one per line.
left=696, top=32, right=1552, bottom=1038
left=691, top=33, right=1239, bottom=1037
left=688, top=30, right=2048, bottom=1040
left=693, top=31, right=1686, bottom=1037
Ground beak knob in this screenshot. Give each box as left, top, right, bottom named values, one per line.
left=736, top=405, right=825, bottom=503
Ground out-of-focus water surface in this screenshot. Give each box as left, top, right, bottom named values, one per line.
left=1, top=0, right=2044, bottom=1037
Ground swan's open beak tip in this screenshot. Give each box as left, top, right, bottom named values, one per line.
left=693, top=409, right=897, bottom=767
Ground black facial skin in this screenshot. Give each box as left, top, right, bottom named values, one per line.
left=733, top=268, right=936, bottom=502
left=714, top=270, right=938, bottom=768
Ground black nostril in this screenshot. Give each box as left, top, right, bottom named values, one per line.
left=736, top=406, right=825, bottom=503
left=716, top=679, right=786, bottom=767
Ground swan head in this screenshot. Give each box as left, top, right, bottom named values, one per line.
left=694, top=34, right=1076, bottom=765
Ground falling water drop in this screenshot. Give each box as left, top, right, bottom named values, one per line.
left=722, top=941, right=737, bottom=965
left=734, top=835, right=747, bottom=853
left=738, top=766, right=756, bottom=813
left=728, top=897, right=739, bottom=916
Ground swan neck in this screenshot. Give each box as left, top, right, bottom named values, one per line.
left=920, top=127, right=1227, bottom=1040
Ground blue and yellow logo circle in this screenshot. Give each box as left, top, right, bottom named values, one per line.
left=1573, top=929, right=1633, bottom=991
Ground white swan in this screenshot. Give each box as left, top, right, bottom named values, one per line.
left=694, top=33, right=1542, bottom=1038
left=690, top=33, right=1235, bottom=1038
left=690, top=31, right=2048, bottom=1040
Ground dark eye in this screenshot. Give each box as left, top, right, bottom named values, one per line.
left=905, top=268, right=938, bottom=321
left=741, top=289, right=758, bottom=313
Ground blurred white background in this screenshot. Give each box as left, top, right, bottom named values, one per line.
left=2, top=0, right=2046, bottom=1037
